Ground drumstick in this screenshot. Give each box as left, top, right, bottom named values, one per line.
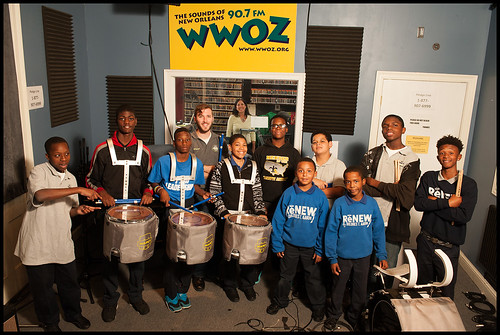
left=451, top=170, right=464, bottom=226
left=96, top=199, right=141, bottom=205
left=456, top=170, right=464, bottom=196
left=169, top=202, right=193, bottom=213
left=394, top=160, right=401, bottom=211
left=189, top=192, right=224, bottom=209
left=218, top=134, right=224, bottom=162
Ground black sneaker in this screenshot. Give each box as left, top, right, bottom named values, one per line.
left=42, top=323, right=62, bottom=332
left=311, top=309, right=325, bottom=322
left=101, top=304, right=117, bottom=322
left=266, top=302, right=281, bottom=315
left=242, top=287, right=256, bottom=301
left=131, top=299, right=150, bottom=315
left=345, top=317, right=361, bottom=332
left=192, top=276, right=205, bottom=291
left=224, top=287, right=240, bottom=302
left=323, top=317, right=339, bottom=330
left=66, top=314, right=91, bottom=329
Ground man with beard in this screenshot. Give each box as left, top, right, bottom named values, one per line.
left=189, top=104, right=228, bottom=291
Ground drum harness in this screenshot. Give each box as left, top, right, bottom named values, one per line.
left=462, top=291, right=497, bottom=331
left=168, top=152, right=197, bottom=208
left=107, top=138, right=143, bottom=200
left=224, top=158, right=256, bottom=217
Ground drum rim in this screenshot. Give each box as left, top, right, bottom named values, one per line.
left=226, top=213, right=270, bottom=227
left=369, top=290, right=402, bottom=332
left=105, top=204, right=156, bottom=223
left=170, top=211, right=214, bottom=219
left=169, top=211, right=216, bottom=227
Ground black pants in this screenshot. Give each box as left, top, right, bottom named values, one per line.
left=164, top=257, right=194, bottom=299
left=222, top=259, right=260, bottom=290
left=102, top=256, right=145, bottom=306
left=273, top=242, right=325, bottom=311
left=416, top=232, right=459, bottom=300
left=327, top=255, right=370, bottom=324
left=192, top=204, right=223, bottom=280
left=25, top=261, right=82, bottom=326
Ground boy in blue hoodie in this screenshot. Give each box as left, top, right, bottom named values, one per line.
left=324, top=166, right=388, bottom=331
left=266, top=158, right=330, bottom=322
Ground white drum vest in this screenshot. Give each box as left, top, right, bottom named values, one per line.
left=107, top=138, right=143, bottom=200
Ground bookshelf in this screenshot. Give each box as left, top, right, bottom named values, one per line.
left=182, top=78, right=242, bottom=134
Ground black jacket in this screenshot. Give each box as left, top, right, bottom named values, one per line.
left=360, top=144, right=421, bottom=243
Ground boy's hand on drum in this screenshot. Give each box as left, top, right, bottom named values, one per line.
left=331, top=263, right=341, bottom=276
left=379, top=259, right=388, bottom=270
left=158, top=189, right=170, bottom=207
left=313, top=253, right=322, bottom=264
left=276, top=251, right=285, bottom=258
left=140, top=192, right=153, bottom=205
left=258, top=214, right=268, bottom=220
left=99, top=190, right=115, bottom=207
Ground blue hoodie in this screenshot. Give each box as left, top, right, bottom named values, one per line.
left=271, top=183, right=329, bottom=255
left=325, top=192, right=387, bottom=264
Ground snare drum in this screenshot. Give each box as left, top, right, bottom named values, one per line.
left=166, top=211, right=216, bottom=265
left=367, top=289, right=465, bottom=331
left=223, top=214, right=272, bottom=265
left=103, top=204, right=159, bottom=263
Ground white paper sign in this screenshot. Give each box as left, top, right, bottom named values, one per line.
left=27, top=86, right=44, bottom=110
left=251, top=116, right=270, bottom=128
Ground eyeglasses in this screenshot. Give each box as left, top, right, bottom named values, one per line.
left=271, top=124, right=287, bottom=129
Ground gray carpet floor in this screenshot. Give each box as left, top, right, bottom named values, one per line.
left=11, top=240, right=495, bottom=332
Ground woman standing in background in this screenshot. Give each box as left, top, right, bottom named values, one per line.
left=226, top=98, right=256, bottom=155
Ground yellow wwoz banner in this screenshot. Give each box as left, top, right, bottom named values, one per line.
left=169, top=3, right=297, bottom=72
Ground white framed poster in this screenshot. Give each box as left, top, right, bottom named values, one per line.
left=163, top=69, right=305, bottom=152
left=369, top=71, right=477, bottom=248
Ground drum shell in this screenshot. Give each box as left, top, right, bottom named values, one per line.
left=223, top=214, right=272, bottom=265
left=103, top=205, right=159, bottom=264
left=367, top=289, right=465, bottom=331
left=166, top=212, right=216, bottom=265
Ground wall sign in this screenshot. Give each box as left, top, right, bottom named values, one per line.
left=27, top=85, right=44, bottom=110
left=169, top=3, right=297, bottom=72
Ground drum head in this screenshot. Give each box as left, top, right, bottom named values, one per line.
left=106, top=205, right=154, bottom=223
left=227, top=214, right=269, bottom=227
left=170, top=211, right=214, bottom=227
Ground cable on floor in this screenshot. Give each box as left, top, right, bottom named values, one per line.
left=233, top=295, right=320, bottom=332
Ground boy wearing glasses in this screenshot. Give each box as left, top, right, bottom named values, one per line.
left=253, top=113, right=302, bottom=220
